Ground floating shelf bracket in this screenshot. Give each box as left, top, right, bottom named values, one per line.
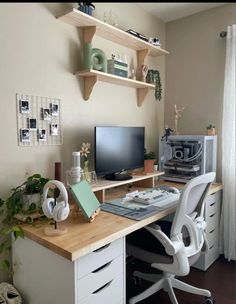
left=84, top=75, right=97, bottom=100
left=137, top=87, right=149, bottom=107
left=137, top=49, right=149, bottom=68
left=83, top=26, right=96, bottom=43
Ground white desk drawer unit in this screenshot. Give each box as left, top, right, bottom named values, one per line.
left=80, top=275, right=124, bottom=304
left=193, top=190, right=222, bottom=271
left=76, top=237, right=124, bottom=279
left=76, top=238, right=125, bottom=304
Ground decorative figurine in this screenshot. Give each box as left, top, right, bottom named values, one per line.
left=174, top=104, right=185, bottom=135
left=161, top=125, right=174, bottom=141
left=137, top=64, right=148, bottom=82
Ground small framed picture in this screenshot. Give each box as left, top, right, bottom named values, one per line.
left=43, top=108, right=51, bottom=121
left=38, top=129, right=46, bottom=142
left=20, top=100, right=30, bottom=114
left=21, top=128, right=30, bottom=142
left=50, top=123, right=58, bottom=136
left=28, top=118, right=37, bottom=130
left=50, top=103, right=59, bottom=116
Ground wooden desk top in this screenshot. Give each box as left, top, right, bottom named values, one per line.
left=20, top=182, right=222, bottom=262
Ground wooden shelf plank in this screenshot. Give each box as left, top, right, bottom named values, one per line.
left=58, top=9, right=169, bottom=56
left=76, top=69, right=155, bottom=90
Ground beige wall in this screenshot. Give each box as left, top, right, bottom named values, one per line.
left=0, top=3, right=166, bottom=281
left=165, top=3, right=236, bottom=181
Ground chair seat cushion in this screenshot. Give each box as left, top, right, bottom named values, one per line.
left=126, top=220, right=172, bottom=256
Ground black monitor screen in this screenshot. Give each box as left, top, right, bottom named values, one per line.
left=95, top=126, right=145, bottom=178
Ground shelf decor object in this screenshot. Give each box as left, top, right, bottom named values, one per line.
left=58, top=8, right=169, bottom=106
left=84, top=43, right=107, bottom=72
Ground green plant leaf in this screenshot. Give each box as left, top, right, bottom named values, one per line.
left=12, top=225, right=24, bottom=240
left=1, top=260, right=10, bottom=272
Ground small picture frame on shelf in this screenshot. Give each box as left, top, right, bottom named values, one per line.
left=38, top=129, right=46, bottom=142
left=43, top=108, right=51, bottom=121
left=28, top=118, right=37, bottom=130
left=50, top=103, right=59, bottom=116
left=50, top=123, right=58, bottom=136
left=21, top=128, right=30, bottom=142
left=20, top=100, right=30, bottom=114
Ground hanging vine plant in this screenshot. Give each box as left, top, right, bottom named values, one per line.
left=146, top=69, right=162, bottom=101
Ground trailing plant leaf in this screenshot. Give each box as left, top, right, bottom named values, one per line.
left=0, top=173, right=49, bottom=274
left=1, top=260, right=10, bottom=272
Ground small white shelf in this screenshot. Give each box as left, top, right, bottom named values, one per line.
left=76, top=69, right=155, bottom=106
left=58, top=8, right=169, bottom=56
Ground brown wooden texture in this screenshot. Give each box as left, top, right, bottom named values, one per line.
left=20, top=182, right=222, bottom=261
left=58, top=9, right=169, bottom=56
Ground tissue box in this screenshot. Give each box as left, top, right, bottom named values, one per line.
left=107, top=59, right=128, bottom=78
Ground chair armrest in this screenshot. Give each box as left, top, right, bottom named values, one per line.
left=145, top=223, right=184, bottom=256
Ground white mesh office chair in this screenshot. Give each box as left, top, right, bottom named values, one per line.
left=127, top=172, right=216, bottom=304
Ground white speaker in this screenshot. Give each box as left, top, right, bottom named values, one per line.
left=42, top=180, right=69, bottom=222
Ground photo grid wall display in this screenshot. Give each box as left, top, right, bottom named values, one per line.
left=16, top=93, right=63, bottom=146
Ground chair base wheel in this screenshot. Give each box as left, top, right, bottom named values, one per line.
left=204, top=296, right=215, bottom=304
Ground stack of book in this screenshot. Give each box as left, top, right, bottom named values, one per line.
left=107, top=59, right=128, bottom=78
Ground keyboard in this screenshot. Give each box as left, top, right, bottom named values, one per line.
left=100, top=187, right=180, bottom=221
left=131, top=188, right=180, bottom=206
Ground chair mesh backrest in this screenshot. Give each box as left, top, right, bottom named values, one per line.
left=170, top=173, right=216, bottom=254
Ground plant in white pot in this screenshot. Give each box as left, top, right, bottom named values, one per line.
left=144, top=149, right=156, bottom=173
left=0, top=173, right=49, bottom=273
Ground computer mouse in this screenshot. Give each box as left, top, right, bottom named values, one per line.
left=168, top=187, right=180, bottom=194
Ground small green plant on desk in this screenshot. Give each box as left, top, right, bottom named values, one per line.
left=144, top=149, right=156, bottom=173
left=0, top=173, right=49, bottom=274
left=144, top=149, right=155, bottom=160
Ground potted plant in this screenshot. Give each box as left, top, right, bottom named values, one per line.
left=0, top=173, right=49, bottom=274
left=206, top=124, right=216, bottom=136
left=144, top=149, right=156, bottom=173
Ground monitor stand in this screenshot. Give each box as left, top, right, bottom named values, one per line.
left=105, top=173, right=133, bottom=181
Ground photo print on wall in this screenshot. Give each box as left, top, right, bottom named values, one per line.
left=28, top=118, right=37, bottom=130
left=20, top=100, right=30, bottom=114
left=21, top=128, right=30, bottom=142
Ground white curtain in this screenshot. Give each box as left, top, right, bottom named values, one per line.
left=220, top=24, right=236, bottom=261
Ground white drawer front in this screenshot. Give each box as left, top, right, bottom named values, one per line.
left=78, top=255, right=123, bottom=301
left=206, top=226, right=219, bottom=248
left=205, top=192, right=221, bottom=219
left=77, top=237, right=124, bottom=279
left=206, top=211, right=220, bottom=232
left=79, top=274, right=124, bottom=304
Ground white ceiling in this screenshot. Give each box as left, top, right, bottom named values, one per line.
left=136, top=3, right=226, bottom=22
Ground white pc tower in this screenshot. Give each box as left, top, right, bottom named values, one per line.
left=159, top=135, right=217, bottom=183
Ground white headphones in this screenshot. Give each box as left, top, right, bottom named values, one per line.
left=42, top=180, right=70, bottom=222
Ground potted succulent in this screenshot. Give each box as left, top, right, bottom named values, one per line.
left=206, top=124, right=216, bottom=136
left=144, top=149, right=156, bottom=173
left=0, top=173, right=49, bottom=273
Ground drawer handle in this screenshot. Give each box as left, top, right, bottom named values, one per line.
left=92, top=261, right=112, bottom=273
left=209, top=213, right=216, bottom=218
left=209, top=228, right=215, bottom=234
left=93, top=243, right=111, bottom=253
left=92, top=280, right=113, bottom=294
left=210, top=202, right=216, bottom=207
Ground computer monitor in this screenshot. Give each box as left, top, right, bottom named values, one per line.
left=94, top=126, right=145, bottom=181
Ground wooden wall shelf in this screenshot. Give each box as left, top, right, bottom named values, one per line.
left=58, top=8, right=169, bottom=56
left=58, top=8, right=169, bottom=105
left=76, top=69, right=155, bottom=106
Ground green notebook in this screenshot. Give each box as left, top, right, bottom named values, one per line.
left=70, top=180, right=100, bottom=220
